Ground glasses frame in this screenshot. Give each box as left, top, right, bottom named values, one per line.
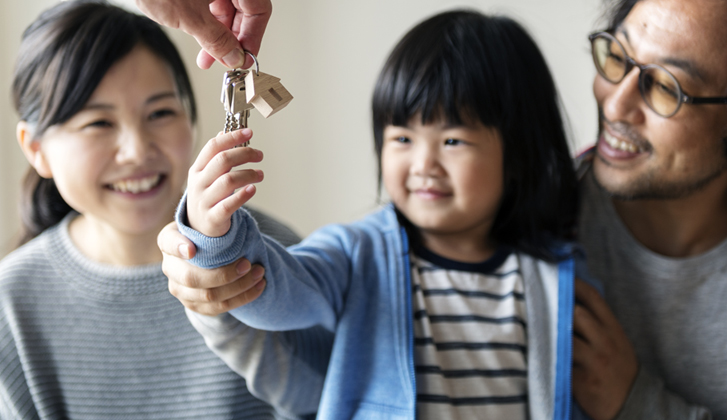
left=589, top=31, right=727, bottom=117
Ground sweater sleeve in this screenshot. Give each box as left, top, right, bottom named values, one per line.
left=614, top=367, right=712, bottom=420
left=175, top=194, right=353, bottom=332
left=185, top=310, right=332, bottom=418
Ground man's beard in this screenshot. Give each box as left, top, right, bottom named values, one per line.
left=593, top=152, right=727, bottom=200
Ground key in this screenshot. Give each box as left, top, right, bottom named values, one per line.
left=220, top=52, right=293, bottom=146
left=221, top=69, right=254, bottom=146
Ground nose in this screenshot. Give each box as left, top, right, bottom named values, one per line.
left=597, top=67, right=646, bottom=125
left=115, top=127, right=155, bottom=165
left=410, top=142, right=443, bottom=177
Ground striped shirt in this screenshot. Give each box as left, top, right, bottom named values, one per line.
left=411, top=246, right=528, bottom=420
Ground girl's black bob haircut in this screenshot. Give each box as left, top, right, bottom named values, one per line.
left=372, top=10, right=578, bottom=261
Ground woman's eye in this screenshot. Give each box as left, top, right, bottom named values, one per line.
left=85, top=120, right=113, bottom=129
left=149, top=108, right=176, bottom=120
left=444, top=138, right=463, bottom=146
left=395, top=136, right=410, bottom=143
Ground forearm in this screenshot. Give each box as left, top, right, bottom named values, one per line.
left=175, top=195, right=347, bottom=331
left=186, top=310, right=331, bottom=416
left=614, top=367, right=712, bottom=420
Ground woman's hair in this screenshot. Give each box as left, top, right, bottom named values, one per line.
left=372, top=10, right=578, bottom=261
left=12, top=0, right=196, bottom=246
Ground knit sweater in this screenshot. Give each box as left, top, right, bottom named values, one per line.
left=0, top=209, right=303, bottom=420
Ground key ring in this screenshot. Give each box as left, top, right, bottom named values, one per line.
left=244, top=50, right=259, bottom=76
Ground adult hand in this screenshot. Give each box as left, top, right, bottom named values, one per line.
left=135, top=0, right=272, bottom=69
left=158, top=221, right=267, bottom=315
left=573, top=278, right=639, bottom=420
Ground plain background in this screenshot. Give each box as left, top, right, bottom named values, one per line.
left=0, top=0, right=604, bottom=257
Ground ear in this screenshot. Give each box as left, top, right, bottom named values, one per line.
left=17, top=121, right=52, bottom=178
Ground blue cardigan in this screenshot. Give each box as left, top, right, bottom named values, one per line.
left=178, top=202, right=593, bottom=420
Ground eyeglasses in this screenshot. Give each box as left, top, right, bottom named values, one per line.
left=589, top=31, right=727, bottom=117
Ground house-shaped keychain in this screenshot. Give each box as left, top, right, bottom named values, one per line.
left=245, top=70, right=294, bottom=118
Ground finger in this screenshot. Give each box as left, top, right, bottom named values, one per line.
left=194, top=147, right=263, bottom=190
left=165, top=255, right=252, bottom=291
left=183, top=278, right=266, bottom=316
left=170, top=267, right=266, bottom=316
left=208, top=184, right=259, bottom=223
left=232, top=0, right=272, bottom=67
left=185, top=2, right=245, bottom=68
left=191, top=130, right=255, bottom=173
left=576, top=279, right=619, bottom=329
left=573, top=303, right=607, bottom=348
left=200, top=168, right=263, bottom=208
left=572, top=334, right=594, bottom=367
left=157, top=221, right=196, bottom=259
left=196, top=49, right=217, bottom=70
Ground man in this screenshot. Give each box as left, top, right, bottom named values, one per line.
left=573, top=0, right=727, bottom=419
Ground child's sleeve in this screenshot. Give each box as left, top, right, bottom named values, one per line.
left=175, top=194, right=354, bottom=333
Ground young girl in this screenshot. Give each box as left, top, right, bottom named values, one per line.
left=0, top=1, right=321, bottom=419
left=173, top=10, right=594, bottom=420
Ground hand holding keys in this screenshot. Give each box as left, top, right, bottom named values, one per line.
left=221, top=52, right=293, bottom=146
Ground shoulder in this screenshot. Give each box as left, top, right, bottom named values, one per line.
left=285, top=206, right=400, bottom=262
left=307, top=205, right=397, bottom=242
left=0, top=230, right=55, bottom=286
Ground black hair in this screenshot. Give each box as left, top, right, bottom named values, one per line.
left=12, top=0, right=196, bottom=246
left=372, top=10, right=578, bottom=261
left=605, top=0, right=641, bottom=31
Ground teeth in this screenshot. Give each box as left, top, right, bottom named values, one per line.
left=110, top=174, right=161, bottom=194
left=603, top=131, right=641, bottom=153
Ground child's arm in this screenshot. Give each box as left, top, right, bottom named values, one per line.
left=176, top=130, right=355, bottom=333
left=186, top=128, right=264, bottom=238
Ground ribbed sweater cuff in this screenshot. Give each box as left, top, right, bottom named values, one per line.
left=175, top=192, right=248, bottom=269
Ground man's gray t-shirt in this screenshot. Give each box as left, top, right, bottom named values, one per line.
left=579, top=164, right=724, bottom=420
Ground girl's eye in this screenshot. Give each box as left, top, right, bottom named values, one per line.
left=85, top=120, right=113, bottom=129
left=444, top=138, right=463, bottom=146
left=149, top=108, right=176, bottom=120
left=395, top=136, right=411, bottom=143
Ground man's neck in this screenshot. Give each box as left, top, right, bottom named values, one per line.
left=613, top=175, right=727, bottom=258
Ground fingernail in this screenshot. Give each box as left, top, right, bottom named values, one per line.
left=236, top=259, right=251, bottom=275
left=255, top=279, right=266, bottom=290
left=178, top=244, right=190, bottom=259
left=251, top=266, right=265, bottom=281
left=222, top=49, right=244, bottom=68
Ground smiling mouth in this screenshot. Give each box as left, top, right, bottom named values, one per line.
left=413, top=188, right=452, bottom=199
left=107, top=174, right=164, bottom=194
left=602, top=130, right=646, bottom=153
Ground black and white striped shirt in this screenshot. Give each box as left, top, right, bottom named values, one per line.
left=411, top=246, right=528, bottom=420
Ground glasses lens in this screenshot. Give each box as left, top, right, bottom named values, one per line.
left=640, top=66, right=680, bottom=116
left=592, top=35, right=627, bottom=82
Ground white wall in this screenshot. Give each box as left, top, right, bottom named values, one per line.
left=0, top=0, right=604, bottom=256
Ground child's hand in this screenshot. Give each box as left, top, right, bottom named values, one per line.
left=187, top=128, right=264, bottom=237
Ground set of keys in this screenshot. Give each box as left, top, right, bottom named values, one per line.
left=221, top=52, right=293, bottom=146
